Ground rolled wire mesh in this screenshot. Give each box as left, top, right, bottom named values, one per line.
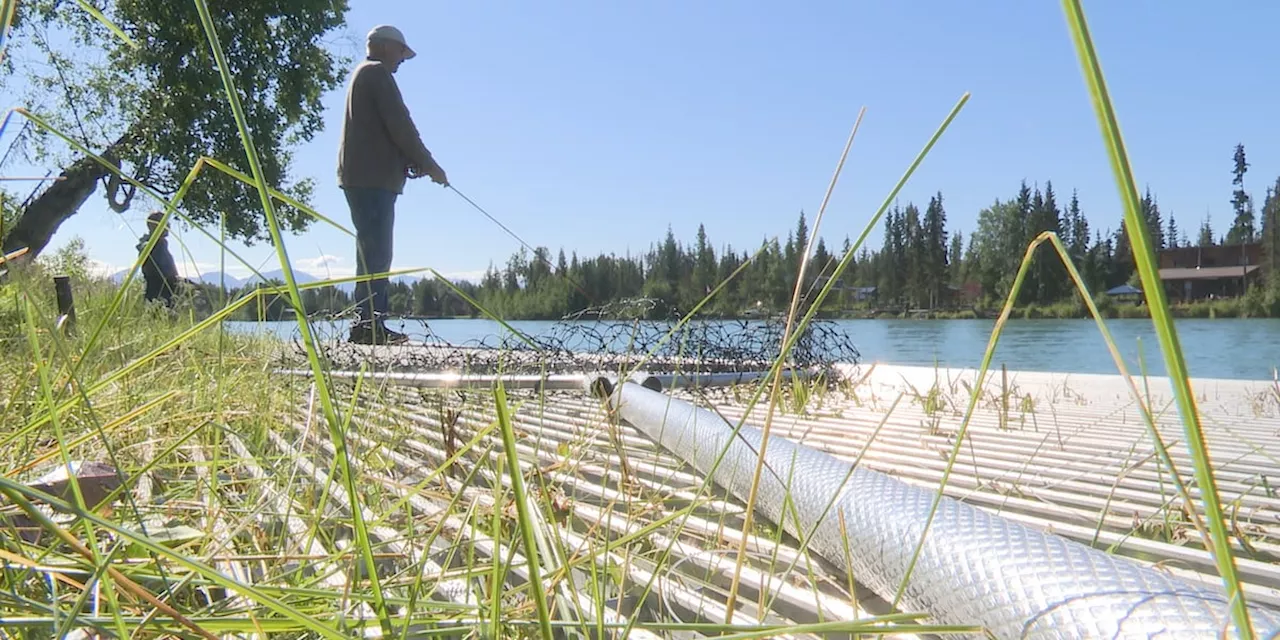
left=279, top=297, right=862, bottom=376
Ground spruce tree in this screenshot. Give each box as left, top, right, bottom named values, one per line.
left=1227, top=144, right=1256, bottom=244
left=1025, top=185, right=1047, bottom=305
left=883, top=206, right=909, bottom=305
left=843, top=242, right=859, bottom=286
left=1198, top=214, right=1215, bottom=247
left=857, top=246, right=874, bottom=288
left=794, top=211, right=810, bottom=257
left=693, top=224, right=716, bottom=295
left=812, top=237, right=832, bottom=306
left=1068, top=190, right=1089, bottom=264
left=923, top=192, right=949, bottom=307
left=963, top=234, right=980, bottom=291
left=1038, top=182, right=1065, bottom=304
left=1112, top=211, right=1135, bottom=288
left=1140, top=188, right=1164, bottom=250
left=1097, top=231, right=1117, bottom=291
left=904, top=203, right=926, bottom=308
left=949, top=231, right=964, bottom=287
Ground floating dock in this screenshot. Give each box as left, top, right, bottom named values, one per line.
left=257, top=359, right=1280, bottom=636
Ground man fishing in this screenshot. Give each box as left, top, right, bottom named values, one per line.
left=337, top=24, right=448, bottom=345
left=137, top=211, right=181, bottom=306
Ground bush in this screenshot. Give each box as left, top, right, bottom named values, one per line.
left=1093, top=293, right=1115, bottom=316
left=34, top=237, right=94, bottom=281
left=1240, top=285, right=1267, bottom=318
left=1268, top=287, right=1280, bottom=317
left=1213, top=297, right=1241, bottom=318
left=1175, top=301, right=1212, bottom=318
left=1115, top=303, right=1150, bottom=319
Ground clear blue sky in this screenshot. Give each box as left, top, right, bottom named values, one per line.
left=8, top=1, right=1280, bottom=283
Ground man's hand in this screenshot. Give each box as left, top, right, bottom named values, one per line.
left=425, top=164, right=448, bottom=186
left=407, top=163, right=448, bottom=187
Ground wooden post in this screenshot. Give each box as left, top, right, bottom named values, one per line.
left=0, top=247, right=30, bottom=281
left=1000, top=363, right=1009, bottom=431
left=54, top=275, right=76, bottom=335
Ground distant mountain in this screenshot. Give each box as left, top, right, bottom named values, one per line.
left=250, top=269, right=320, bottom=285
left=104, top=267, right=475, bottom=291
left=198, top=272, right=244, bottom=288
left=106, top=268, right=242, bottom=288
left=245, top=270, right=362, bottom=293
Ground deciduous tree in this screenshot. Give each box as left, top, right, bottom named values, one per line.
left=2, top=0, right=350, bottom=258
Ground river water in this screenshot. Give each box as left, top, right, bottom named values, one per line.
left=226, top=317, right=1280, bottom=381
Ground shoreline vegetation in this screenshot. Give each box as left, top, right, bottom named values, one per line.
left=828, top=291, right=1279, bottom=320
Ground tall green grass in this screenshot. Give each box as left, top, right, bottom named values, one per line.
left=0, top=0, right=1265, bottom=638
left=1061, top=0, right=1252, bottom=634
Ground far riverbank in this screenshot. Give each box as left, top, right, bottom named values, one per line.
left=824, top=295, right=1276, bottom=320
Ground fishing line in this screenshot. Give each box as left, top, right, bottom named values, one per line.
left=448, top=185, right=598, bottom=305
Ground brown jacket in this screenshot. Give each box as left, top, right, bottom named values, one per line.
left=336, top=58, right=437, bottom=194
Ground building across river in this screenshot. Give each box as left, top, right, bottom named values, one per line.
left=1157, top=241, right=1264, bottom=301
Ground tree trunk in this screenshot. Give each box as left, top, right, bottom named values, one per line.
left=1, top=134, right=130, bottom=261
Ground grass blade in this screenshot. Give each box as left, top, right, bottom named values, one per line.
left=724, top=108, right=864, bottom=620
left=189, top=1, right=395, bottom=635
left=71, top=0, right=138, bottom=49
left=0, top=0, right=16, bottom=65
left=493, top=383, right=554, bottom=640
left=1060, top=1, right=1253, bottom=635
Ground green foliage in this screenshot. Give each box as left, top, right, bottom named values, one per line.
left=1263, top=178, right=1280, bottom=303
left=975, top=197, right=1024, bottom=301
left=0, top=189, right=16, bottom=240
left=6, top=0, right=351, bottom=242
left=1092, top=291, right=1115, bottom=315
left=35, top=235, right=91, bottom=279
left=1241, top=283, right=1267, bottom=318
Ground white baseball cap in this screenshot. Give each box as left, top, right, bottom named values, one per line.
left=367, top=24, right=416, bottom=59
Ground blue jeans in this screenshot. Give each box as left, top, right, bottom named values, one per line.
left=344, top=187, right=398, bottom=324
